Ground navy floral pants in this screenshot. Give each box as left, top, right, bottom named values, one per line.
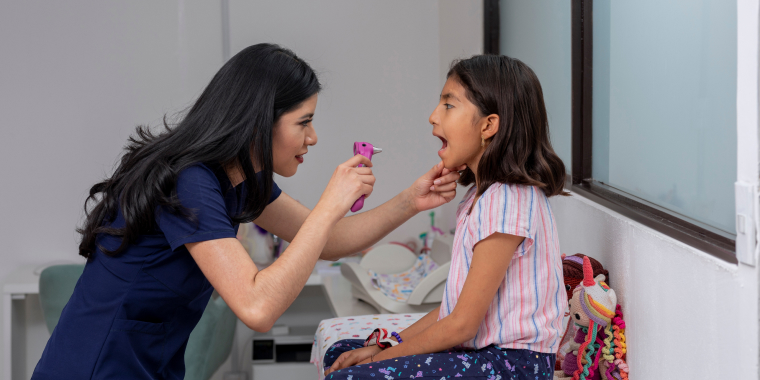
left=323, top=339, right=555, bottom=380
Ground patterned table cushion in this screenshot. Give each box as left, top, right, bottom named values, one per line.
left=310, top=313, right=425, bottom=379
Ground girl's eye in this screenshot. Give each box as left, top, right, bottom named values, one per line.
left=301, top=119, right=312, bottom=127
left=444, top=103, right=454, bottom=110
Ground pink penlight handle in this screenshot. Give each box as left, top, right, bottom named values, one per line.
left=350, top=142, right=380, bottom=212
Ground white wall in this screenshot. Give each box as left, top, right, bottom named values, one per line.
left=227, top=0, right=482, bottom=238
left=550, top=194, right=758, bottom=379
left=0, top=1, right=482, bottom=378
left=547, top=1, right=760, bottom=378
left=0, top=1, right=223, bottom=377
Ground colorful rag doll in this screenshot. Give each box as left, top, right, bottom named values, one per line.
left=556, top=254, right=610, bottom=370
left=555, top=257, right=628, bottom=380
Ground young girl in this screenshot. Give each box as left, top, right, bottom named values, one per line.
left=324, top=55, right=568, bottom=379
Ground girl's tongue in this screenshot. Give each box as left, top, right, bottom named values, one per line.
left=438, top=137, right=448, bottom=154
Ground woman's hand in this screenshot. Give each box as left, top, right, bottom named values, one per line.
left=407, top=161, right=466, bottom=212
left=324, top=345, right=382, bottom=375
left=315, top=154, right=376, bottom=222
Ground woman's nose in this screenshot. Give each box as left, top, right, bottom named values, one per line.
left=306, top=127, right=318, bottom=146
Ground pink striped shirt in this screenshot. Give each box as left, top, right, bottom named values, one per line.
left=437, top=183, right=566, bottom=353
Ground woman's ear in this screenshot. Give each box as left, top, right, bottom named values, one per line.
left=480, top=114, right=499, bottom=140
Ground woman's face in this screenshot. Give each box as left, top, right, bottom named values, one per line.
left=271, top=94, right=318, bottom=177
left=429, top=78, right=484, bottom=170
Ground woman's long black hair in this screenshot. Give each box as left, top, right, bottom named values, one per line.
left=78, top=43, right=321, bottom=259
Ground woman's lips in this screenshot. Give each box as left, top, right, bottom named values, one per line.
left=296, top=155, right=304, bottom=163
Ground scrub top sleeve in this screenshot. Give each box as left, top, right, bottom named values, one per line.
left=265, top=175, right=282, bottom=204
left=158, top=165, right=237, bottom=251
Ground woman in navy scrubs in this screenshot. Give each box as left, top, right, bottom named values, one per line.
left=31, top=43, right=464, bottom=379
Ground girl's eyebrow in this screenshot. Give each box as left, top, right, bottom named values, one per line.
left=440, top=93, right=460, bottom=102
left=298, top=113, right=314, bottom=121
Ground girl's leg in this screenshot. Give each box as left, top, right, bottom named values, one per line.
left=497, top=347, right=556, bottom=379
left=326, top=345, right=498, bottom=380
left=326, top=345, right=556, bottom=380
left=323, top=339, right=366, bottom=370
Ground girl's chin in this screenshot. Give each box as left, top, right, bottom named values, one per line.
left=437, top=155, right=463, bottom=171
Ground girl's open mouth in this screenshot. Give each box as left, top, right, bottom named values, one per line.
left=295, top=154, right=304, bottom=163
left=438, top=136, right=448, bottom=154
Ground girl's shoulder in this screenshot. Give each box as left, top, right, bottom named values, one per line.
left=473, top=182, right=543, bottom=220
left=456, top=182, right=544, bottom=220
left=480, top=181, right=537, bottom=202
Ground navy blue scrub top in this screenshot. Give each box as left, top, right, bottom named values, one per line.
left=32, top=163, right=281, bottom=380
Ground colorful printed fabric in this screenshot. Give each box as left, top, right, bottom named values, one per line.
left=324, top=339, right=556, bottom=380
left=368, top=253, right=439, bottom=302
left=364, top=328, right=399, bottom=349
left=312, top=314, right=426, bottom=379
left=439, top=184, right=566, bottom=353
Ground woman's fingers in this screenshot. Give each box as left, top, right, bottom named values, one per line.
left=430, top=182, right=457, bottom=192
left=361, top=183, right=374, bottom=199
left=317, top=155, right=377, bottom=215
left=421, top=161, right=445, bottom=182
left=345, top=154, right=373, bottom=168
left=432, top=171, right=461, bottom=187
left=439, top=189, right=457, bottom=202
left=354, top=166, right=373, bottom=175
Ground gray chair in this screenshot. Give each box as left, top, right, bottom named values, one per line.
left=38, top=264, right=85, bottom=333
left=184, top=294, right=238, bottom=380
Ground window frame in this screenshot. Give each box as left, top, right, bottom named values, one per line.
left=485, top=0, right=737, bottom=263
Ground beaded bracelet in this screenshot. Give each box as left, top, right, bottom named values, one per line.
left=391, top=331, right=403, bottom=343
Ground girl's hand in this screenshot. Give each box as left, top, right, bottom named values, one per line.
left=324, top=345, right=382, bottom=375
left=316, top=154, right=376, bottom=222
left=407, top=161, right=466, bottom=212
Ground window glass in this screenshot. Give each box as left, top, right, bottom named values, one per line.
left=500, top=0, right=572, bottom=173
left=592, top=0, right=737, bottom=235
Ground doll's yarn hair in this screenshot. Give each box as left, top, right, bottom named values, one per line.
left=603, top=305, right=629, bottom=380
left=562, top=253, right=609, bottom=301
left=571, top=257, right=626, bottom=380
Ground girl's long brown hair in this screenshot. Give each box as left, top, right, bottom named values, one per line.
left=450, top=55, right=568, bottom=197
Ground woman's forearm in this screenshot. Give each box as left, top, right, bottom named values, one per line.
left=188, top=205, right=339, bottom=332
left=247, top=204, right=340, bottom=329
left=320, top=189, right=418, bottom=260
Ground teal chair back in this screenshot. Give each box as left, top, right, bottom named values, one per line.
left=184, top=295, right=237, bottom=380
left=39, top=264, right=237, bottom=380
left=38, top=264, right=85, bottom=333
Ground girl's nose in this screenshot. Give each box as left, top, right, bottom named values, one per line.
left=429, top=109, right=438, bottom=126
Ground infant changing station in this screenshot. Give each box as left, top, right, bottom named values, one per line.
left=340, top=236, right=453, bottom=315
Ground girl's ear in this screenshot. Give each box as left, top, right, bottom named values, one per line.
left=480, top=114, right=499, bottom=140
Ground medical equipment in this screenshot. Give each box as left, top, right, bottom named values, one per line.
left=252, top=326, right=315, bottom=363
left=340, top=236, right=453, bottom=314
left=350, top=141, right=382, bottom=212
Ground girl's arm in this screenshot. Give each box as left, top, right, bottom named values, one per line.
left=324, top=306, right=441, bottom=375
left=253, top=162, right=465, bottom=261
left=395, top=306, right=440, bottom=341
left=325, top=232, right=523, bottom=374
